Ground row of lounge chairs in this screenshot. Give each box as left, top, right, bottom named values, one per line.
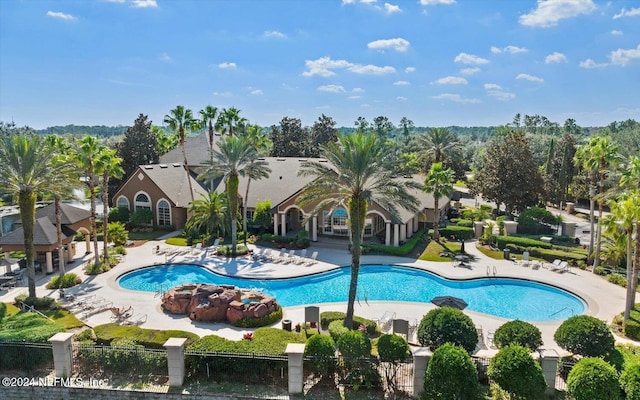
left=252, top=248, right=318, bottom=266
left=377, top=310, right=418, bottom=339
left=0, top=269, right=25, bottom=290
left=109, top=305, right=147, bottom=326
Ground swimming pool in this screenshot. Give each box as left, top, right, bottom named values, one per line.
left=117, top=264, right=586, bottom=321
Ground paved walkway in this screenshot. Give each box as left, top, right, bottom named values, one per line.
left=1, top=237, right=632, bottom=356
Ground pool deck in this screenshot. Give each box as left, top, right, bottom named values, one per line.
left=1, top=237, right=633, bottom=356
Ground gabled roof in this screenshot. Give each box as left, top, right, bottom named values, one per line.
left=159, top=132, right=217, bottom=167
left=133, top=163, right=208, bottom=208
left=0, top=216, right=75, bottom=246
left=35, top=203, right=91, bottom=225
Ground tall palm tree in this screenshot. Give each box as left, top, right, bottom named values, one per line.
left=217, top=107, right=246, bottom=137
left=574, top=138, right=599, bottom=266
left=424, top=162, right=455, bottom=240
left=297, top=132, right=419, bottom=328
left=201, top=136, right=270, bottom=255
left=75, top=135, right=104, bottom=266
left=592, top=137, right=620, bottom=268
left=419, top=128, right=460, bottom=165
left=96, top=147, right=124, bottom=262
left=199, top=105, right=219, bottom=150
left=164, top=106, right=200, bottom=204
left=152, top=126, right=179, bottom=155
left=619, top=156, right=640, bottom=320
left=185, top=191, right=228, bottom=240
left=0, top=135, right=76, bottom=297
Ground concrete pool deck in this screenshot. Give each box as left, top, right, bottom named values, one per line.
left=1, top=237, right=632, bottom=356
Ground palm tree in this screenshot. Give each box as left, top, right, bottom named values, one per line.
left=297, top=132, right=419, bottom=328
left=152, top=126, right=179, bottom=155
left=199, top=105, right=219, bottom=150
left=164, top=106, right=200, bottom=204
left=185, top=191, right=228, bottom=241
left=201, top=136, right=270, bottom=255
left=424, top=162, right=455, bottom=240
left=398, top=117, right=414, bottom=144
left=0, top=135, right=76, bottom=297
left=574, top=138, right=600, bottom=266
left=96, top=147, right=124, bottom=262
left=75, top=135, right=104, bottom=266
left=217, top=107, right=246, bottom=137
left=619, top=156, right=640, bottom=320
left=418, top=128, right=460, bottom=165
left=592, top=137, right=620, bottom=268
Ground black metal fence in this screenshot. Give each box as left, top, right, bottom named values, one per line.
left=0, top=341, right=54, bottom=374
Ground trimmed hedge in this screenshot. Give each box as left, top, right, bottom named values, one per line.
left=554, top=315, right=615, bottom=357
left=233, top=306, right=283, bottom=328
left=493, top=320, right=543, bottom=352
left=495, top=235, right=552, bottom=250
left=417, top=307, right=478, bottom=354
left=455, top=219, right=474, bottom=228
left=488, top=344, right=546, bottom=399
left=438, top=226, right=474, bottom=241
left=320, top=311, right=378, bottom=334
left=567, top=357, right=621, bottom=400
left=304, top=334, right=337, bottom=377
left=377, top=334, right=409, bottom=362
left=363, top=229, right=427, bottom=256
left=93, top=323, right=199, bottom=349
left=45, top=272, right=82, bottom=289
left=621, top=363, right=640, bottom=400
left=624, top=304, right=640, bottom=340
left=423, top=343, right=479, bottom=400
left=328, top=319, right=350, bottom=343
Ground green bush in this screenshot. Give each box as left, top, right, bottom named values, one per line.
left=620, top=363, right=640, bottom=400
left=131, top=208, right=153, bottom=226
left=494, top=235, right=552, bottom=250
left=422, top=342, right=479, bottom=400
left=14, top=294, right=56, bottom=310
left=337, top=330, right=371, bottom=359
left=107, top=221, right=129, bottom=246
left=625, top=319, right=640, bottom=340
left=493, top=320, right=543, bottom=352
left=216, top=244, right=250, bottom=256
left=108, top=207, right=130, bottom=224
left=594, top=266, right=608, bottom=275
left=328, top=320, right=350, bottom=343
left=417, top=307, right=478, bottom=353
left=233, top=306, right=282, bottom=328
left=554, top=315, right=615, bottom=357
left=320, top=311, right=378, bottom=334
left=438, top=226, right=474, bottom=241
left=165, top=237, right=187, bottom=246
left=362, top=229, right=427, bottom=256
left=455, top=219, right=474, bottom=228
left=377, top=334, right=409, bottom=362
left=608, top=273, right=627, bottom=287
left=93, top=323, right=199, bottom=349
left=304, top=334, right=337, bottom=378
left=526, top=247, right=587, bottom=263
left=566, top=357, right=620, bottom=400
left=488, top=344, right=546, bottom=400
left=0, top=302, right=7, bottom=321
left=84, top=261, right=112, bottom=275
left=45, top=272, right=81, bottom=289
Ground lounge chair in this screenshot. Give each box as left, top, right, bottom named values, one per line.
left=551, top=261, right=569, bottom=272
left=378, top=310, right=396, bottom=332
left=294, top=249, right=308, bottom=264
left=273, top=249, right=288, bottom=263
left=124, top=313, right=147, bottom=326
left=545, top=259, right=562, bottom=269
left=282, top=249, right=296, bottom=264
left=260, top=248, right=274, bottom=261
left=252, top=248, right=264, bottom=261
left=110, top=305, right=133, bottom=322
left=304, top=251, right=318, bottom=266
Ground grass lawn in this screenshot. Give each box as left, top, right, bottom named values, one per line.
left=44, top=308, right=85, bottom=329
left=128, top=230, right=172, bottom=241
left=419, top=240, right=462, bottom=262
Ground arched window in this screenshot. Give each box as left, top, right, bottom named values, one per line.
left=117, top=196, right=130, bottom=210
left=134, top=192, right=151, bottom=212
left=157, top=200, right=171, bottom=227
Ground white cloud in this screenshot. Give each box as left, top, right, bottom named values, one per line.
left=545, top=52, right=567, bottom=63
left=367, top=38, right=410, bottom=52
left=46, top=11, right=77, bottom=20
left=516, top=73, right=544, bottom=83
left=250, top=89, right=263, bottom=95
left=352, top=87, right=365, bottom=93
left=487, top=90, right=516, bottom=101
left=609, top=44, right=640, bottom=66
left=318, top=84, right=346, bottom=93
left=218, top=62, right=237, bottom=69
left=484, top=83, right=502, bottom=90
left=519, top=0, right=596, bottom=28
left=454, top=52, right=489, bottom=64
left=613, top=8, right=640, bottom=19
left=263, top=30, right=287, bottom=39
left=213, top=91, right=232, bottom=96
left=396, top=96, right=408, bottom=101
left=384, top=3, right=402, bottom=14
left=159, top=53, right=172, bottom=63
left=431, top=93, right=481, bottom=104
left=460, top=67, right=480, bottom=75
left=102, top=0, right=126, bottom=3
left=349, top=64, right=396, bottom=75
left=131, top=0, right=157, bottom=8
left=405, top=67, right=416, bottom=73
left=579, top=58, right=608, bottom=68
left=491, top=45, right=528, bottom=54
left=420, top=0, right=456, bottom=5
left=348, top=95, right=361, bottom=100
left=432, top=76, right=468, bottom=85
left=610, top=30, right=623, bottom=36
left=393, top=80, right=410, bottom=86
left=302, top=56, right=353, bottom=77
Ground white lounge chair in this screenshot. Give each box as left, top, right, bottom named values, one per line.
left=294, top=249, right=308, bottom=264
left=252, top=248, right=264, bottom=261
left=282, top=249, right=296, bottom=264
left=304, top=251, right=318, bottom=266
left=551, top=261, right=569, bottom=272
left=378, top=311, right=396, bottom=332
left=273, top=248, right=288, bottom=263
left=545, top=259, right=562, bottom=269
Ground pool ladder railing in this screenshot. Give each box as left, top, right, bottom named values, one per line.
left=549, top=307, right=574, bottom=318
left=154, top=284, right=166, bottom=298
left=486, top=265, right=497, bottom=277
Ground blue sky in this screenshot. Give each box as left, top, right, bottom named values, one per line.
left=1, top=0, right=639, bottom=130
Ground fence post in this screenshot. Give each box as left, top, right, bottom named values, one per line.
left=285, top=343, right=306, bottom=394
left=539, top=349, right=560, bottom=395
left=412, top=347, right=432, bottom=397
left=164, top=337, right=187, bottom=386
left=48, top=332, right=74, bottom=377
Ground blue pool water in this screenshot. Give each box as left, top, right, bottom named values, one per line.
left=118, top=264, right=586, bottom=321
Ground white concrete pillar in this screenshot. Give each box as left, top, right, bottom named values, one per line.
left=45, top=251, right=53, bottom=274
left=164, top=337, right=188, bottom=387
left=84, top=234, right=90, bottom=253
left=385, top=222, right=391, bottom=246
left=503, top=221, right=518, bottom=235
left=393, top=224, right=399, bottom=247
left=539, top=349, right=560, bottom=395
left=407, top=219, right=413, bottom=237
left=312, top=215, right=318, bottom=242
left=400, top=224, right=407, bottom=242
left=49, top=332, right=74, bottom=377
left=273, top=214, right=279, bottom=236
left=412, top=347, right=432, bottom=397
left=281, top=213, right=287, bottom=236
left=414, top=215, right=419, bottom=233
left=285, top=343, right=306, bottom=394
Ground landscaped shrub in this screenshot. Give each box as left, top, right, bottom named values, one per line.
left=494, top=235, right=552, bottom=250
left=516, top=207, right=560, bottom=235
left=320, top=311, right=378, bottom=334
left=487, top=344, right=546, bottom=400
left=0, top=302, right=7, bottom=321
left=621, top=363, right=640, bottom=400
left=493, top=320, right=543, bottom=351
left=438, top=226, right=474, bottom=241
left=108, top=221, right=129, bottom=246
left=304, top=334, right=337, bottom=378
left=14, top=294, right=56, bottom=310
left=625, top=306, right=640, bottom=340
left=336, top=330, right=379, bottom=390
left=455, top=219, right=474, bottom=228
left=93, top=323, right=199, bottom=349
left=45, top=272, right=81, bottom=289
left=554, top=315, right=615, bottom=357
left=377, top=334, right=409, bottom=362
left=417, top=307, right=478, bottom=353
left=608, top=273, right=627, bottom=287
left=216, top=244, right=250, bottom=256
left=130, top=208, right=153, bottom=226
left=233, top=306, right=282, bottom=328
left=108, top=207, right=130, bottom=224
left=328, top=319, right=349, bottom=343
left=526, top=247, right=587, bottom=263
left=422, top=342, right=479, bottom=400
left=363, top=229, right=427, bottom=256
left=566, top=357, right=620, bottom=400
left=594, top=266, right=608, bottom=275
left=337, top=330, right=371, bottom=358
left=165, top=237, right=187, bottom=246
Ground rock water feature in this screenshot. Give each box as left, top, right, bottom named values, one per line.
left=160, top=283, right=280, bottom=324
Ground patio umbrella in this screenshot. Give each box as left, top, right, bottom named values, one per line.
left=431, top=295, right=468, bottom=310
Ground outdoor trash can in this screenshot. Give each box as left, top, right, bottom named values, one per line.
left=503, top=249, right=511, bottom=260
left=282, top=319, right=292, bottom=331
